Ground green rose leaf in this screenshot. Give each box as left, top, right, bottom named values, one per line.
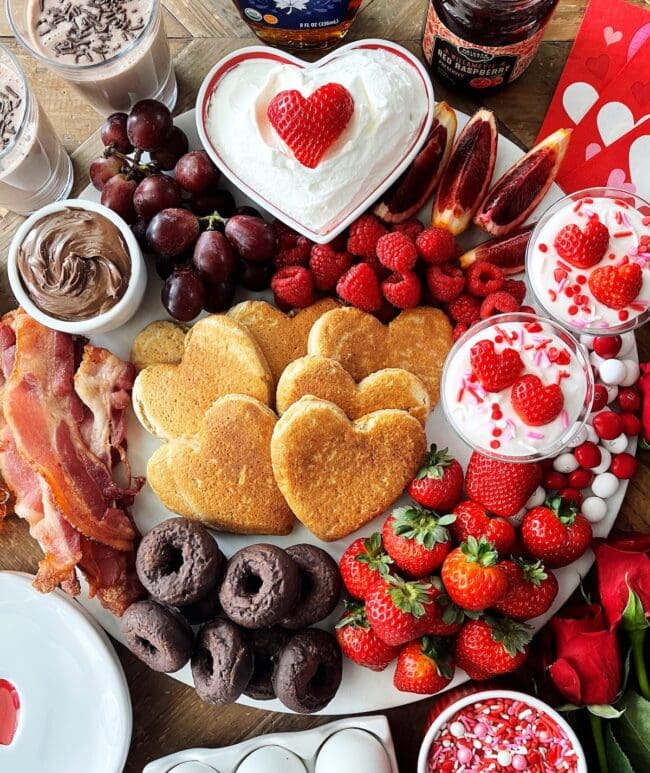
left=622, top=586, right=649, bottom=632
left=605, top=723, right=634, bottom=773
left=616, top=690, right=650, bottom=770
left=589, top=704, right=625, bottom=719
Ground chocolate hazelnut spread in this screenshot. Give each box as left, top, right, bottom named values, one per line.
left=17, top=207, right=131, bottom=321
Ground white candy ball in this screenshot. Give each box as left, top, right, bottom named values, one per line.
left=581, top=334, right=596, bottom=349
left=590, top=446, right=612, bottom=474
left=619, top=333, right=636, bottom=357
left=602, top=433, right=629, bottom=454
left=585, top=424, right=599, bottom=444
left=449, top=721, right=465, bottom=738
left=592, top=472, right=620, bottom=498
left=508, top=508, right=527, bottom=528
left=621, top=360, right=640, bottom=387
left=567, top=425, right=588, bottom=448
left=604, top=384, right=619, bottom=404
left=598, top=359, right=627, bottom=386
left=497, top=751, right=512, bottom=766
left=582, top=496, right=608, bottom=523
left=525, top=486, right=546, bottom=509
left=589, top=351, right=605, bottom=373
left=553, top=452, right=579, bottom=473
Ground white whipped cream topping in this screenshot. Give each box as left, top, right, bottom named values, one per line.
left=444, top=320, right=589, bottom=458
left=206, top=50, right=429, bottom=235
left=529, top=196, right=650, bottom=331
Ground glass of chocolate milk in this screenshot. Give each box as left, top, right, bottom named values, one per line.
left=0, top=44, right=73, bottom=215
left=6, top=0, right=177, bottom=116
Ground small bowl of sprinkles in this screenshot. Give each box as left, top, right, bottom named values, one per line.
left=417, top=690, right=587, bottom=773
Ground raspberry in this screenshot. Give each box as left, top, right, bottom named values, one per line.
left=381, top=271, right=421, bottom=309
left=426, top=263, right=465, bottom=303
left=271, top=266, right=315, bottom=310
left=309, top=244, right=353, bottom=291
left=361, top=253, right=391, bottom=281
left=453, top=322, right=469, bottom=341
left=376, top=231, right=418, bottom=272
left=272, top=220, right=312, bottom=267
left=479, top=291, right=520, bottom=320
left=448, top=294, right=481, bottom=325
left=391, top=218, right=424, bottom=242
left=415, top=227, right=458, bottom=265
left=503, top=278, right=526, bottom=304
left=336, top=262, right=382, bottom=312
left=347, top=214, right=388, bottom=259
left=466, top=261, right=505, bottom=297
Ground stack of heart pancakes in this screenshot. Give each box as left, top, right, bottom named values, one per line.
left=132, top=301, right=452, bottom=540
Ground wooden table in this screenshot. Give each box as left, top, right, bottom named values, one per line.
left=1, top=1, right=649, bottom=771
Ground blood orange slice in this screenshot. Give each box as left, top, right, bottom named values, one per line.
left=459, top=225, right=534, bottom=276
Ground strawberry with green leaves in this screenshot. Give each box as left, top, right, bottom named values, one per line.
left=451, top=500, right=516, bottom=558
left=394, top=636, right=455, bottom=695
left=407, top=444, right=464, bottom=511
left=382, top=506, right=455, bottom=577
left=365, top=574, right=435, bottom=646
left=492, top=557, right=559, bottom=621
left=465, top=451, right=542, bottom=517
left=455, top=616, right=532, bottom=679
left=423, top=576, right=468, bottom=637
left=521, top=497, right=593, bottom=568
left=441, top=536, right=509, bottom=612
left=339, top=532, right=393, bottom=600
left=335, top=600, right=400, bottom=672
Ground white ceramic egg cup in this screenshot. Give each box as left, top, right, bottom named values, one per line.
left=143, top=715, right=398, bottom=773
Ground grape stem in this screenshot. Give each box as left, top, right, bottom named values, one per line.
left=199, top=212, right=228, bottom=230
left=104, top=146, right=158, bottom=178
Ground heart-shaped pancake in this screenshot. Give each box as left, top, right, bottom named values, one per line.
left=271, top=396, right=426, bottom=541
left=147, top=395, right=294, bottom=535
left=276, top=355, right=431, bottom=425
left=308, top=307, right=453, bottom=405
left=227, top=299, right=339, bottom=385
left=130, top=320, right=186, bottom=371
left=132, top=315, right=273, bottom=440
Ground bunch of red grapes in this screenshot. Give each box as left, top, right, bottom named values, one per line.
left=90, top=99, right=278, bottom=321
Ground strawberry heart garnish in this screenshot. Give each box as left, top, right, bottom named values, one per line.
left=588, top=262, right=643, bottom=310
left=469, top=339, right=524, bottom=392
left=0, top=679, right=19, bottom=746
left=267, top=82, right=354, bottom=169
left=511, top=374, right=564, bottom=426
left=554, top=218, right=610, bottom=269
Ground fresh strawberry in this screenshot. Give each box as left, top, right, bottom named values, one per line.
left=347, top=214, right=388, bottom=259
left=393, top=636, right=455, bottom=694
left=455, top=616, right=531, bottom=679
left=407, top=444, right=464, bottom=511
left=465, top=262, right=505, bottom=297
left=339, top=533, right=393, bottom=599
left=376, top=231, right=418, bottom=273
left=423, top=576, right=467, bottom=636
left=554, top=219, right=610, bottom=269
left=271, top=266, right=315, bottom=309
left=511, top=374, right=564, bottom=426
left=382, top=506, right=455, bottom=578
left=441, top=537, right=509, bottom=612
left=267, top=83, right=354, bottom=169
left=465, top=452, right=542, bottom=517
left=415, top=227, right=458, bottom=265
left=365, top=575, right=435, bottom=646
left=381, top=271, right=422, bottom=309
left=492, top=557, right=559, bottom=621
left=589, top=262, right=643, bottom=310
left=451, top=500, right=516, bottom=557
left=447, top=293, right=481, bottom=324
left=521, top=497, right=593, bottom=568
left=336, top=263, right=382, bottom=312
left=309, top=243, right=353, bottom=291
left=272, top=220, right=312, bottom=267
left=469, top=339, right=523, bottom=392
left=426, top=264, right=465, bottom=303
left=335, top=599, right=400, bottom=671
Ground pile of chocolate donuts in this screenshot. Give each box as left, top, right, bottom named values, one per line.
left=121, top=518, right=343, bottom=714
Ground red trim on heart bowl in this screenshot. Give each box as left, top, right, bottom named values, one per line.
left=195, top=39, right=435, bottom=244
left=0, top=679, right=20, bottom=746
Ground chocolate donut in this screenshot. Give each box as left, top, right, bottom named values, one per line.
left=136, top=518, right=223, bottom=607
left=191, top=618, right=253, bottom=706
left=219, top=544, right=300, bottom=629
left=178, top=591, right=221, bottom=626
left=122, top=600, right=193, bottom=673
left=244, top=627, right=292, bottom=701
left=272, top=629, right=342, bottom=713
left=280, top=544, right=342, bottom=629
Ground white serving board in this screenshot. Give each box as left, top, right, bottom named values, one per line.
left=76, top=108, right=635, bottom=715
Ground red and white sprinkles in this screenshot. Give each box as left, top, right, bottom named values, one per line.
left=427, top=697, right=578, bottom=772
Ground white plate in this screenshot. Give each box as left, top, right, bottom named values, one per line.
left=0, top=572, right=131, bottom=773
left=77, top=108, right=634, bottom=715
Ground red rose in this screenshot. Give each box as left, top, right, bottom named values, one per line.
left=594, top=532, right=650, bottom=628
left=548, top=604, right=622, bottom=706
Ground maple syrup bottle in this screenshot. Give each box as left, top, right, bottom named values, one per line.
left=422, top=0, right=559, bottom=91
left=232, top=0, right=363, bottom=49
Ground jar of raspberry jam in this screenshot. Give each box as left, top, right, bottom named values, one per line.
left=422, top=0, right=559, bottom=91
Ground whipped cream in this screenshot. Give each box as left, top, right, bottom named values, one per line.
left=529, top=196, right=650, bottom=332
left=443, top=319, right=590, bottom=459
left=206, top=50, right=429, bottom=235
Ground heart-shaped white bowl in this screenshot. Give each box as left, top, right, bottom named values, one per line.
left=196, top=39, right=435, bottom=244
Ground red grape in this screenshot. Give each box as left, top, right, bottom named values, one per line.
left=155, top=254, right=177, bottom=280
left=225, top=215, right=277, bottom=262
left=192, top=231, right=235, bottom=283
left=101, top=112, right=133, bottom=153
left=133, top=174, right=182, bottom=220
left=238, top=259, right=272, bottom=291
left=150, top=126, right=189, bottom=171
left=131, top=219, right=150, bottom=250
left=189, top=188, right=235, bottom=217
left=127, top=99, right=173, bottom=152
left=146, top=208, right=199, bottom=257
left=203, top=278, right=236, bottom=313
left=235, top=205, right=262, bottom=218
left=175, top=151, right=220, bottom=193
left=162, top=269, right=205, bottom=321
left=89, top=156, right=122, bottom=191
left=100, top=173, right=138, bottom=224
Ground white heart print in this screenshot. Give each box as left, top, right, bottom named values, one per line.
left=597, top=101, right=634, bottom=146
left=629, top=134, right=650, bottom=200
left=563, top=81, right=599, bottom=124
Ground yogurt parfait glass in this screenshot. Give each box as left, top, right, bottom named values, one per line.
left=527, top=187, right=650, bottom=337
left=440, top=312, right=594, bottom=462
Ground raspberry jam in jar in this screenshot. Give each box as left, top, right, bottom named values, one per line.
left=422, top=0, right=559, bottom=91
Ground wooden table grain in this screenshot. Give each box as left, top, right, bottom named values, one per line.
left=1, top=2, right=649, bottom=771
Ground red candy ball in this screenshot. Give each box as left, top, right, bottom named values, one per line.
left=592, top=384, right=609, bottom=412
left=617, top=387, right=641, bottom=413
left=557, top=487, right=584, bottom=506
left=543, top=471, right=567, bottom=490
left=620, top=413, right=641, bottom=437
left=568, top=468, right=595, bottom=490
left=592, top=411, right=624, bottom=440
left=593, top=335, right=622, bottom=359
left=610, top=452, right=638, bottom=480
left=574, top=441, right=602, bottom=469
